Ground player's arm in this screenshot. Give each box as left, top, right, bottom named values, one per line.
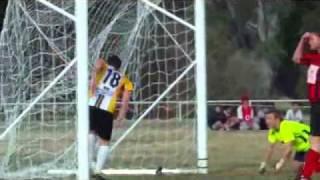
left=259, top=143, right=276, bottom=174
left=90, top=58, right=105, bottom=94
left=275, top=142, right=293, bottom=172
left=264, top=143, right=276, bottom=163
left=116, top=79, right=133, bottom=122
left=281, top=142, right=293, bottom=160
left=292, top=32, right=311, bottom=64
left=116, top=90, right=131, bottom=121
left=275, top=126, right=295, bottom=172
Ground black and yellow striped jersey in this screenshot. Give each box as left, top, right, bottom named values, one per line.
left=89, top=63, right=133, bottom=113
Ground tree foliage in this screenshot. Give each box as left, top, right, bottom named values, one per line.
left=0, top=0, right=319, bottom=100
left=207, top=0, right=320, bottom=99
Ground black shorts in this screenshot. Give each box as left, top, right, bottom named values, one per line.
left=89, top=106, right=114, bottom=141
left=294, top=151, right=307, bottom=162
left=310, top=102, right=320, bottom=136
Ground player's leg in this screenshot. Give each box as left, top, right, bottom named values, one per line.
left=303, top=137, right=320, bottom=173
left=239, top=121, right=249, bottom=130
left=89, top=133, right=97, bottom=167
left=95, top=110, right=114, bottom=172
left=301, top=103, right=320, bottom=179
left=293, top=152, right=307, bottom=180
left=253, top=122, right=260, bottom=130
left=89, top=107, right=98, bottom=166
left=96, top=139, right=110, bottom=172
left=315, top=161, right=320, bottom=172
left=212, top=121, right=223, bottom=130
left=226, top=117, right=240, bottom=130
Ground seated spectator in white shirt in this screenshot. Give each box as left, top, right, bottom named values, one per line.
left=285, top=102, right=304, bottom=122
left=237, top=95, right=259, bottom=130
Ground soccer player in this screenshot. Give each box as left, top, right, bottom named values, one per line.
left=88, top=55, right=133, bottom=174
left=293, top=32, right=320, bottom=180
left=259, top=110, right=310, bottom=177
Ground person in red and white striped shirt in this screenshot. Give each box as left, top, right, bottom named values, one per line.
left=293, top=32, right=320, bottom=180
left=237, top=95, right=259, bottom=130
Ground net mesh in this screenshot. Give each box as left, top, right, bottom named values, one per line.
left=0, top=0, right=196, bottom=179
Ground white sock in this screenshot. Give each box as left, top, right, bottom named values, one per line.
left=88, top=134, right=96, bottom=163
left=95, top=145, right=110, bottom=172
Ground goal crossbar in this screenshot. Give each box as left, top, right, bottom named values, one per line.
left=139, top=0, right=195, bottom=30
left=36, top=0, right=76, bottom=21
left=150, top=13, right=193, bottom=63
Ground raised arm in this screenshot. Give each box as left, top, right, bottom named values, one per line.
left=292, top=32, right=311, bottom=64
left=90, top=58, right=106, bottom=95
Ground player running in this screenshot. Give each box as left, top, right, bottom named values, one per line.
left=89, top=55, right=133, bottom=174
left=259, top=110, right=311, bottom=177
left=293, top=32, right=320, bottom=180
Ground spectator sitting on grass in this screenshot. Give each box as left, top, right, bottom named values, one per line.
left=237, top=95, right=259, bottom=130
left=208, top=106, right=227, bottom=130
left=285, top=102, right=304, bottom=123
left=256, top=107, right=268, bottom=130
left=224, top=106, right=240, bottom=130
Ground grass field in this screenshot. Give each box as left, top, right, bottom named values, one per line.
left=2, top=120, right=320, bottom=180
left=105, top=131, right=320, bottom=180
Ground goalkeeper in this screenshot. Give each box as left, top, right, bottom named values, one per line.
left=259, top=110, right=311, bottom=176
left=89, top=55, right=133, bottom=174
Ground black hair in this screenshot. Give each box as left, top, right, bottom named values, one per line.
left=107, top=54, right=122, bottom=69
left=266, top=109, right=283, bottom=120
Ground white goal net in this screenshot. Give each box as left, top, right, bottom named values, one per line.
left=0, top=0, right=204, bottom=179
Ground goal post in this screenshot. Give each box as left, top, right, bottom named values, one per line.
left=75, top=0, right=89, bottom=179
left=104, top=0, right=208, bottom=175
left=195, top=0, right=208, bottom=174
left=0, top=0, right=208, bottom=179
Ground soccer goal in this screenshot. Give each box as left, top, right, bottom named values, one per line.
left=0, top=0, right=207, bottom=179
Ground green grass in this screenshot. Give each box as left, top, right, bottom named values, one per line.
left=105, top=131, right=319, bottom=180
left=2, top=121, right=320, bottom=180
